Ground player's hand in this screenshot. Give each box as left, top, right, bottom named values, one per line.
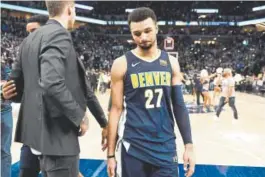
left=79, top=111, right=89, bottom=136
left=107, top=158, right=116, bottom=177
left=2, top=80, right=17, bottom=100
left=183, top=144, right=195, bottom=177
left=225, top=97, right=229, bottom=103
left=101, top=126, right=108, bottom=151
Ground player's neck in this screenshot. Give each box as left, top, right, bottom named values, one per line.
left=134, top=45, right=160, bottom=60
left=49, top=16, right=68, bottom=29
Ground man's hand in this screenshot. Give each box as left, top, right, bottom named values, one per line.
left=101, top=126, right=108, bottom=151
left=2, top=80, right=17, bottom=100
left=183, top=144, right=196, bottom=177
left=79, top=111, right=89, bottom=136
left=225, top=97, right=229, bottom=103
left=107, top=158, right=116, bottom=177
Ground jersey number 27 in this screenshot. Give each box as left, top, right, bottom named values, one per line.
left=145, top=88, right=163, bottom=109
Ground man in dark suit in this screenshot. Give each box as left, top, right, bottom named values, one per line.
left=4, top=1, right=107, bottom=176
left=20, top=14, right=48, bottom=177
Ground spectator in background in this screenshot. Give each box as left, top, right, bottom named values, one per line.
left=90, top=69, right=99, bottom=93
left=215, top=68, right=239, bottom=122
left=193, top=74, right=203, bottom=106
left=26, top=14, right=48, bottom=33
left=1, top=60, right=13, bottom=177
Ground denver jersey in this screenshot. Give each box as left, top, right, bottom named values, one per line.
left=118, top=50, right=177, bottom=167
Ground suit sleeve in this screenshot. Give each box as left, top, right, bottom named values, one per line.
left=39, top=29, right=85, bottom=127
left=85, top=78, right=108, bottom=128
left=9, top=40, right=25, bottom=103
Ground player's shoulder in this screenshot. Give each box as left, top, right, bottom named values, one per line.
left=166, top=51, right=180, bottom=73
left=167, top=52, right=178, bottom=65
left=113, top=55, right=127, bottom=66
left=111, top=55, right=127, bottom=75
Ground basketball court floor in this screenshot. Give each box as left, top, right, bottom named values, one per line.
left=10, top=91, right=265, bottom=177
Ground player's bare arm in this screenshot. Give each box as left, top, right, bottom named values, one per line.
left=107, top=55, right=127, bottom=177
left=169, top=55, right=195, bottom=177
left=169, top=55, right=182, bottom=86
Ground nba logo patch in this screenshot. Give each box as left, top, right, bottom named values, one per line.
left=160, top=59, right=168, bottom=66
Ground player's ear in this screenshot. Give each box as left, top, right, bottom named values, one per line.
left=67, top=5, right=72, bottom=16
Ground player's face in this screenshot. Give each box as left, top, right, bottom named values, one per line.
left=130, top=17, right=158, bottom=50
left=26, top=22, right=41, bottom=33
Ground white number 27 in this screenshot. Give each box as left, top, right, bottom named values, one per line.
left=145, top=88, right=163, bottom=109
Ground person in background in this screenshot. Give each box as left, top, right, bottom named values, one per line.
left=193, top=73, right=203, bottom=106
left=1, top=60, right=13, bottom=177
left=215, top=68, right=239, bottom=123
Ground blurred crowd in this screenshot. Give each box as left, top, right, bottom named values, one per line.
left=3, top=1, right=265, bottom=21
left=1, top=9, right=265, bottom=96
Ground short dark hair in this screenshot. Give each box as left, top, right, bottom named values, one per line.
left=128, top=7, right=157, bottom=26
left=27, top=15, right=49, bottom=25
left=45, top=0, right=74, bottom=17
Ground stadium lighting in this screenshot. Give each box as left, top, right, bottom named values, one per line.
left=238, top=18, right=265, bottom=26
left=1, top=2, right=264, bottom=27
left=125, top=9, right=135, bottom=13
left=193, top=9, right=219, bottom=13
left=198, top=15, right=207, bottom=19
left=127, top=40, right=134, bottom=43
left=158, top=21, right=166, bottom=25
left=107, top=21, right=166, bottom=26
left=75, top=4, right=94, bottom=11
left=252, top=5, right=265, bottom=12
left=0, top=3, right=106, bottom=25
left=76, top=16, right=106, bottom=25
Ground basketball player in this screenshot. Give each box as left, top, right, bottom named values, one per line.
left=215, top=68, right=238, bottom=122
left=107, top=7, right=195, bottom=177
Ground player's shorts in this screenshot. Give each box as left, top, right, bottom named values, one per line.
left=116, top=144, right=179, bottom=177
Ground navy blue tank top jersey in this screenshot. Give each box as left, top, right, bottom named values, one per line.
left=118, top=50, right=178, bottom=167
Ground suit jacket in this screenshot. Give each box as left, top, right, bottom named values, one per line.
left=10, top=19, right=106, bottom=156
